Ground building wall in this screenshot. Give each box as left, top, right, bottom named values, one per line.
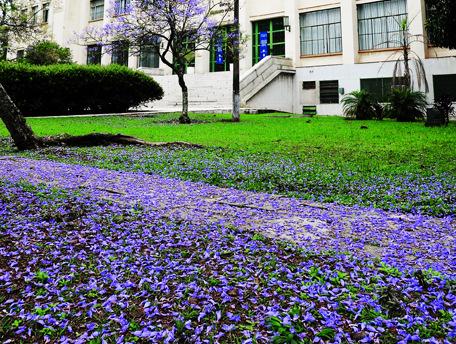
left=151, top=72, right=233, bottom=110
left=13, top=0, right=456, bottom=114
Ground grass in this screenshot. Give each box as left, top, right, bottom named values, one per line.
left=1, top=113, right=455, bottom=173
left=0, top=113, right=455, bottom=215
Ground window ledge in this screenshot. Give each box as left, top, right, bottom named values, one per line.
left=89, top=18, right=104, bottom=23
left=301, top=52, right=342, bottom=58
left=137, top=67, right=164, bottom=75
left=359, top=47, right=402, bottom=53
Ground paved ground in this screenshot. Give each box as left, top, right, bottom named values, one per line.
left=0, top=156, right=454, bottom=274
left=31, top=107, right=257, bottom=119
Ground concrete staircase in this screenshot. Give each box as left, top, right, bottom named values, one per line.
left=142, top=56, right=296, bottom=113
left=240, top=56, right=296, bottom=110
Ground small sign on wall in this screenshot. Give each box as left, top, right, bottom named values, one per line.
left=215, top=38, right=224, bottom=65
left=259, top=32, right=269, bottom=61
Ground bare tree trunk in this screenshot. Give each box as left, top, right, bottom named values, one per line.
left=402, top=33, right=411, bottom=88
left=177, top=73, right=191, bottom=124
left=232, top=0, right=241, bottom=122
left=0, top=83, right=40, bottom=150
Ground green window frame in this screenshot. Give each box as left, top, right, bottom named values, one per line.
left=252, top=18, right=285, bottom=65
left=181, top=35, right=196, bottom=72
left=209, top=26, right=234, bottom=73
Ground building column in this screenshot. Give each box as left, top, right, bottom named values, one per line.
left=129, top=55, right=138, bottom=70
left=239, top=0, right=252, bottom=73
left=407, top=0, right=427, bottom=59
left=284, top=0, right=299, bottom=64
left=195, top=50, right=210, bottom=74
left=51, top=1, right=65, bottom=46
left=341, top=0, right=359, bottom=65
left=64, top=0, right=90, bottom=64
left=100, top=0, right=111, bottom=66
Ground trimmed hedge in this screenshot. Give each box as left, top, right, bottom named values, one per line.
left=0, top=62, right=163, bottom=116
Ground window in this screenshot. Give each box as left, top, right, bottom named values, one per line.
left=183, top=37, right=196, bottom=69
left=90, top=0, right=104, bottom=21
left=320, top=80, right=339, bottom=104
left=358, top=0, right=407, bottom=51
left=361, top=77, right=393, bottom=101
left=210, top=26, right=234, bottom=72
left=252, top=18, right=285, bottom=65
left=303, top=81, right=316, bottom=90
left=138, top=40, right=160, bottom=68
left=87, top=45, right=102, bottom=65
left=434, top=74, right=456, bottom=100
left=173, top=32, right=196, bottom=74
left=16, top=50, right=25, bottom=60
left=42, top=3, right=49, bottom=23
left=111, top=41, right=129, bottom=66
left=300, top=8, right=342, bottom=56
left=31, top=5, right=38, bottom=24
left=115, top=0, right=130, bottom=15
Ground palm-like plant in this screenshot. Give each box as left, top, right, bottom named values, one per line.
left=385, top=88, right=427, bottom=122
left=342, top=90, right=380, bottom=120
left=379, top=18, right=429, bottom=92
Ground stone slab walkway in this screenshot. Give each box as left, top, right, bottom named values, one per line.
left=0, top=157, right=454, bottom=275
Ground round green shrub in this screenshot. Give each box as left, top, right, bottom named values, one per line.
left=24, top=40, right=73, bottom=65
left=0, top=62, right=164, bottom=116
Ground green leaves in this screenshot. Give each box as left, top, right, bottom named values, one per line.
left=0, top=61, right=163, bottom=116
left=317, top=328, right=336, bottom=340
left=267, top=316, right=304, bottom=344
left=34, top=270, right=49, bottom=283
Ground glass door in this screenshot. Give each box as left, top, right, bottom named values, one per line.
left=210, top=26, right=234, bottom=72
left=252, top=18, right=286, bottom=65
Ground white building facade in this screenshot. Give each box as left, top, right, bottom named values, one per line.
left=15, top=0, right=456, bottom=114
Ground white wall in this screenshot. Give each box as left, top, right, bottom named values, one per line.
left=247, top=73, right=295, bottom=113
left=293, top=56, right=456, bottom=115
left=149, top=72, right=233, bottom=109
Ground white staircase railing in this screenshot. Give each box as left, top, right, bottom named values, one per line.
left=240, top=56, right=296, bottom=105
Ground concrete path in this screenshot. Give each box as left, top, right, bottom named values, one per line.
left=0, top=157, right=454, bottom=275
left=30, top=107, right=258, bottom=119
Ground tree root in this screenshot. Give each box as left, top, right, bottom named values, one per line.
left=37, top=133, right=203, bottom=149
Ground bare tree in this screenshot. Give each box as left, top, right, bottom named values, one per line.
left=82, top=0, right=233, bottom=124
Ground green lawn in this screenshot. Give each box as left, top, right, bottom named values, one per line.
left=1, top=113, right=455, bottom=173
left=1, top=113, right=455, bottom=215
